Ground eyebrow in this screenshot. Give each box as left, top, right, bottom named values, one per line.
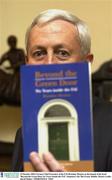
left=30, top=44, right=71, bottom=51
left=30, top=45, right=45, bottom=51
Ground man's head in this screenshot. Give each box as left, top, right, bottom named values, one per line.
left=25, top=9, right=93, bottom=64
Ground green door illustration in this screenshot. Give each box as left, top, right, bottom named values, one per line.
left=48, top=122, right=69, bottom=160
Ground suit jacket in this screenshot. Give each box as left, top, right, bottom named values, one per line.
left=12, top=97, right=112, bottom=171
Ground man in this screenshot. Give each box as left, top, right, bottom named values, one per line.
left=12, top=9, right=112, bottom=171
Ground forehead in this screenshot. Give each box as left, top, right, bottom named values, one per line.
left=37, top=19, right=77, bottom=33
left=28, top=19, right=79, bottom=43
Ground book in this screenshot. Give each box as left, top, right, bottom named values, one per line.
left=20, top=62, right=94, bottom=171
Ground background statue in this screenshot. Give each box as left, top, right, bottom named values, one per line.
left=0, top=35, right=25, bottom=74
left=0, top=35, right=25, bottom=105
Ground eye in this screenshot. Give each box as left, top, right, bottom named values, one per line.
left=56, top=49, right=70, bottom=60
left=32, top=49, right=46, bottom=60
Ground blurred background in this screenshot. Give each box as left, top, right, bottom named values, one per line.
left=0, top=0, right=112, bottom=171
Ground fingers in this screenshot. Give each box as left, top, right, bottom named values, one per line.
left=43, top=152, right=64, bottom=172
left=29, top=151, right=64, bottom=172
left=29, top=152, right=49, bottom=172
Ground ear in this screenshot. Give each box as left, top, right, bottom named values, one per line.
left=86, top=54, right=94, bottom=63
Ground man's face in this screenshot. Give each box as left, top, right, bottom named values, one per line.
left=27, top=20, right=86, bottom=65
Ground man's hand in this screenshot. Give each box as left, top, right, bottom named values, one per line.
left=29, top=151, right=64, bottom=172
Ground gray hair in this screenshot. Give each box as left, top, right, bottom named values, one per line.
left=25, top=9, right=91, bottom=56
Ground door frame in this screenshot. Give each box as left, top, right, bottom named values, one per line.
left=38, top=99, right=80, bottom=161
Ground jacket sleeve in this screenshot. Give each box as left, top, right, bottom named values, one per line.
left=11, top=128, right=23, bottom=171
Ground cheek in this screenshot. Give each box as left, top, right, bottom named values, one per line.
left=26, top=55, right=36, bottom=65
left=27, top=60, right=37, bottom=65
left=26, top=57, right=32, bottom=64
left=68, top=54, right=82, bottom=63
left=27, top=58, right=45, bottom=65
left=26, top=56, right=36, bottom=65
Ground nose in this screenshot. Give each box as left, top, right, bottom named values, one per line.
left=46, top=50, right=54, bottom=64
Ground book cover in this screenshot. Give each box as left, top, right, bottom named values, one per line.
left=20, top=62, right=94, bottom=171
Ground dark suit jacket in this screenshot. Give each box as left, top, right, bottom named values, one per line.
left=12, top=97, right=112, bottom=171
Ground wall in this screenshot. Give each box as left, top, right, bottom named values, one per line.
left=1, top=0, right=112, bottom=72
left=0, top=106, right=21, bottom=142
left=0, top=0, right=112, bottom=142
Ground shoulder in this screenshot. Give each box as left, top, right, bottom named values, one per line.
left=1, top=52, right=9, bottom=60
left=17, top=48, right=25, bottom=53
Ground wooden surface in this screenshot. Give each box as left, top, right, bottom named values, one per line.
left=24, top=160, right=94, bottom=172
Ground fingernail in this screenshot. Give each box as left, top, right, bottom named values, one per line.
left=29, top=151, right=37, bottom=158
